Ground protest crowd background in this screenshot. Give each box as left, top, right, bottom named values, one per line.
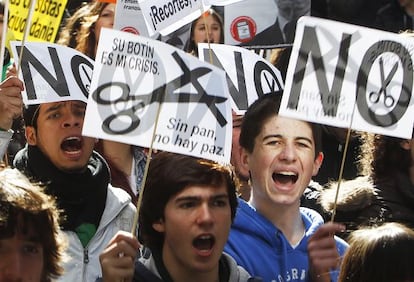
left=1, top=0, right=414, bottom=281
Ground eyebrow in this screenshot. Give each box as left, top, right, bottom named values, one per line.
left=175, top=193, right=229, bottom=202
left=263, top=134, right=313, bottom=144
left=43, top=103, right=63, bottom=114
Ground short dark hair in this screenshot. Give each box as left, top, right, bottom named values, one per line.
left=138, top=152, right=238, bottom=251
left=239, top=93, right=322, bottom=159
left=23, top=104, right=41, bottom=128
left=0, top=168, right=66, bottom=281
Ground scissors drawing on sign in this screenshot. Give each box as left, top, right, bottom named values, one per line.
left=369, top=57, right=398, bottom=108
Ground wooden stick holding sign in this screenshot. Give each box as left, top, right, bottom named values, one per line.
left=0, top=0, right=10, bottom=78
left=16, top=0, right=36, bottom=74
left=130, top=93, right=165, bottom=234
left=329, top=106, right=357, bottom=223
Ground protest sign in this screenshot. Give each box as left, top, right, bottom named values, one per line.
left=280, top=16, right=414, bottom=139
left=8, top=0, right=68, bottom=42
left=10, top=41, right=93, bottom=105
left=83, top=28, right=232, bottom=163
left=138, top=0, right=208, bottom=36
left=205, top=0, right=244, bottom=5
left=114, top=0, right=191, bottom=50
left=114, top=0, right=151, bottom=37
left=224, top=0, right=310, bottom=47
left=198, top=43, right=284, bottom=114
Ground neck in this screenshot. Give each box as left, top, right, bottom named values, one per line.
left=101, top=140, right=132, bottom=175
left=249, top=195, right=304, bottom=246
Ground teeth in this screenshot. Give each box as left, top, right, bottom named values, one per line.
left=279, top=171, right=297, bottom=176
left=199, top=235, right=211, bottom=240
left=65, top=136, right=81, bottom=141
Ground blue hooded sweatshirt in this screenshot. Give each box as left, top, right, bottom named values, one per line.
left=225, top=199, right=348, bottom=282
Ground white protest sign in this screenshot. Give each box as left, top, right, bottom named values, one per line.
left=10, top=41, right=93, bottom=105
left=83, top=28, right=232, bottom=163
left=138, top=0, right=208, bottom=36
left=198, top=43, right=284, bottom=114
left=114, top=0, right=191, bottom=51
left=280, top=16, right=414, bottom=139
left=114, top=0, right=152, bottom=37
left=205, top=0, right=244, bottom=5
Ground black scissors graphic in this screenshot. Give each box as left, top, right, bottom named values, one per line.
left=369, top=57, right=398, bottom=108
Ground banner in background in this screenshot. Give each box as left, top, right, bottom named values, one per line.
left=8, top=0, right=68, bottom=42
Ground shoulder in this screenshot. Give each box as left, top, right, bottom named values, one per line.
left=334, top=235, right=349, bottom=255
left=135, top=255, right=162, bottom=282
left=222, top=253, right=262, bottom=282
left=105, top=185, right=136, bottom=228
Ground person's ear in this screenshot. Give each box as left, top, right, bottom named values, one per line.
left=400, top=139, right=411, bottom=150
left=152, top=219, right=165, bottom=233
left=240, top=147, right=250, bottom=175
left=312, top=152, right=324, bottom=176
left=25, top=126, right=37, bottom=146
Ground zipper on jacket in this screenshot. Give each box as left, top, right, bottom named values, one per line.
left=83, top=248, right=89, bottom=264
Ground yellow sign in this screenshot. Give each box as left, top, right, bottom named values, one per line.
left=8, top=0, right=68, bottom=42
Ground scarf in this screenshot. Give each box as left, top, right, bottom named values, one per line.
left=14, top=145, right=109, bottom=232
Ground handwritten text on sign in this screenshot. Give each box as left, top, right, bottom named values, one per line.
left=280, top=16, right=414, bottom=139
left=83, top=28, right=232, bottom=163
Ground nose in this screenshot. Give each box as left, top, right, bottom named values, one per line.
left=196, top=204, right=214, bottom=226
left=63, top=113, right=81, bottom=128
left=62, top=108, right=82, bottom=128
left=279, top=143, right=297, bottom=162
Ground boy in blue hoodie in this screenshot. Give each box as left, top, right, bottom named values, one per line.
left=224, top=93, right=348, bottom=282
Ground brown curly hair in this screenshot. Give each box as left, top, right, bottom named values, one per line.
left=75, top=1, right=109, bottom=58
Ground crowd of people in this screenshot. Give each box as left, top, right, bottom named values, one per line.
left=1, top=0, right=414, bottom=281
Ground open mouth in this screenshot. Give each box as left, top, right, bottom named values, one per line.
left=272, top=172, right=298, bottom=185
left=193, top=234, right=215, bottom=252
left=61, top=137, right=83, bottom=153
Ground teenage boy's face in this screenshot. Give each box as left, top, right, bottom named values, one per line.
left=242, top=115, right=322, bottom=208
left=26, top=101, right=96, bottom=172
left=153, top=184, right=231, bottom=276
left=0, top=233, right=44, bottom=281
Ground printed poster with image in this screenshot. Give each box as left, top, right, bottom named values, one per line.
left=224, top=0, right=310, bottom=47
